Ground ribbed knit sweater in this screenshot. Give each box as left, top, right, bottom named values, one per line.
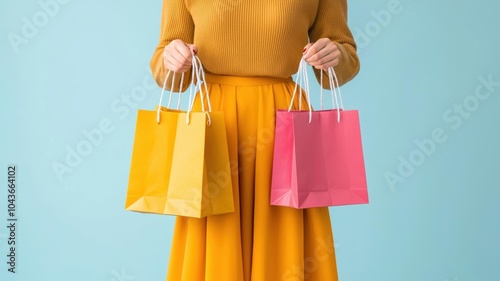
left=150, top=0, right=360, bottom=91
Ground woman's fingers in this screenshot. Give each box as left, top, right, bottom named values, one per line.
left=303, top=39, right=341, bottom=70
left=308, top=51, right=340, bottom=69
left=163, top=39, right=197, bottom=73
left=164, top=51, right=191, bottom=72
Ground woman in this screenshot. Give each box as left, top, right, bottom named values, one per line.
left=150, top=0, right=360, bottom=280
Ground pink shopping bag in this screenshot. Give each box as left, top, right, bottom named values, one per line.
left=270, top=61, right=368, bottom=208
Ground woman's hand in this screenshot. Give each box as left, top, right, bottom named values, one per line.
left=303, top=38, right=341, bottom=70
left=163, top=39, right=198, bottom=73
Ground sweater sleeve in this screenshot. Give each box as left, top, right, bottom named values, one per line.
left=150, top=0, right=194, bottom=91
left=308, top=0, right=360, bottom=89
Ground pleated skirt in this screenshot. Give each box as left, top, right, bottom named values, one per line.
left=166, top=72, right=338, bottom=281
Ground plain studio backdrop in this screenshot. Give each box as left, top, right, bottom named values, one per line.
left=1, top=0, right=499, bottom=280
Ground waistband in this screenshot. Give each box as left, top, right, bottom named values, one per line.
left=204, top=72, right=294, bottom=86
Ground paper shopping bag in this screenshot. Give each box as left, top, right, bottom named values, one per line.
left=270, top=109, right=368, bottom=208
left=124, top=105, right=178, bottom=214
left=165, top=110, right=234, bottom=218
left=270, top=60, right=368, bottom=209
left=125, top=54, right=234, bottom=217
left=125, top=106, right=234, bottom=217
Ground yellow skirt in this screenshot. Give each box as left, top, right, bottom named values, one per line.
left=166, top=73, right=338, bottom=281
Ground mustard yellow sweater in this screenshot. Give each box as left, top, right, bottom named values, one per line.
left=150, top=0, right=360, bottom=91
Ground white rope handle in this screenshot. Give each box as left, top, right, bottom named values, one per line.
left=301, top=57, right=312, bottom=123
left=320, top=69, right=339, bottom=111
left=288, top=56, right=313, bottom=123
left=187, top=56, right=197, bottom=116
left=156, top=54, right=208, bottom=125
left=328, top=67, right=344, bottom=109
left=186, top=55, right=200, bottom=124
left=166, top=71, right=176, bottom=109
left=166, top=72, right=185, bottom=110
left=186, top=54, right=212, bottom=126
left=193, top=55, right=212, bottom=112
left=288, top=58, right=304, bottom=112
left=319, top=67, right=344, bottom=122
left=329, top=67, right=343, bottom=122
left=156, top=69, right=171, bottom=124
left=156, top=69, right=188, bottom=124
left=188, top=54, right=204, bottom=113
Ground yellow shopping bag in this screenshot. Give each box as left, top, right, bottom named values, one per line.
left=165, top=109, right=234, bottom=217
left=125, top=55, right=234, bottom=218
left=124, top=105, right=178, bottom=214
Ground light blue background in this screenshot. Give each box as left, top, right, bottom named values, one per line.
left=1, top=0, right=499, bottom=280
